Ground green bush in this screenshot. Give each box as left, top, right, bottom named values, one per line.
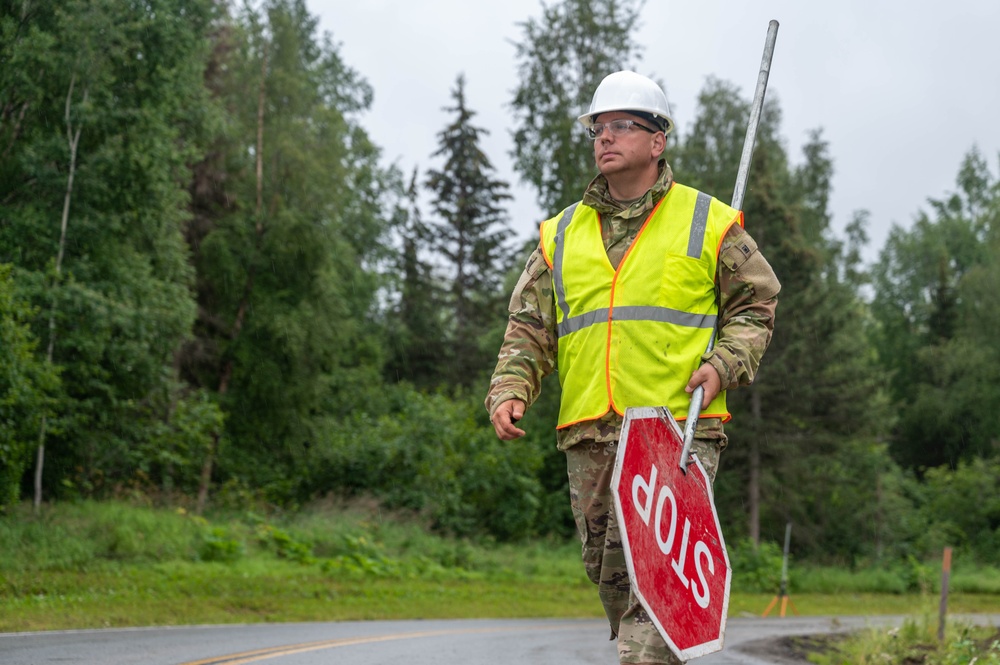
left=919, top=460, right=1000, bottom=564
left=197, top=527, right=245, bottom=563
left=0, top=265, right=59, bottom=509
left=257, top=524, right=315, bottom=564
left=729, top=538, right=783, bottom=593
left=304, top=385, right=545, bottom=540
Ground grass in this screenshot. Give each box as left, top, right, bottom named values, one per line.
left=1, top=500, right=999, bottom=633
left=0, top=499, right=604, bottom=632
left=805, top=617, right=1000, bottom=664
left=2, top=562, right=603, bottom=631
left=789, top=562, right=1000, bottom=596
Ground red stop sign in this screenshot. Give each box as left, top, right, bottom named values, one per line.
left=611, top=406, right=731, bottom=661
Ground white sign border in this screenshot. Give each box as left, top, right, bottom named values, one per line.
left=611, top=405, right=732, bottom=662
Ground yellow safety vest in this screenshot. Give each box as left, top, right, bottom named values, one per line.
left=539, top=182, right=741, bottom=428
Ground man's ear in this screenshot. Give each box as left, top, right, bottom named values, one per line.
left=651, top=131, right=667, bottom=158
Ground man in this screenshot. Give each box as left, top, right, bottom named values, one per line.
left=485, top=71, right=780, bottom=665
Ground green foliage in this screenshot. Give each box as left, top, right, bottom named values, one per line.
left=871, top=147, right=1000, bottom=470
left=810, top=620, right=1000, bottom=665
left=4, top=501, right=1000, bottom=634
left=729, top=538, right=783, bottom=593
left=197, top=527, right=245, bottom=563
left=0, top=501, right=202, bottom=571
left=382, top=168, right=449, bottom=388
left=509, top=0, right=645, bottom=212
left=425, top=74, right=515, bottom=387
left=952, top=565, right=1000, bottom=594
left=0, top=265, right=58, bottom=508
left=304, top=384, right=545, bottom=540
left=916, top=459, right=1000, bottom=563
left=179, top=0, right=395, bottom=495
left=0, top=501, right=605, bottom=631
left=941, top=631, right=1000, bottom=665
left=257, top=524, right=315, bottom=564
left=134, top=387, right=226, bottom=496
left=0, top=0, right=217, bottom=500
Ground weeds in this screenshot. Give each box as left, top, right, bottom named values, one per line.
left=1, top=500, right=998, bottom=634
left=809, top=620, right=1000, bottom=665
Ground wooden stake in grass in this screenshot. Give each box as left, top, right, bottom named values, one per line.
left=938, top=546, right=952, bottom=642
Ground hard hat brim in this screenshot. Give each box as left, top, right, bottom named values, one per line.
left=577, top=107, right=674, bottom=135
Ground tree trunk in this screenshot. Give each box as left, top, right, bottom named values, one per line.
left=1, top=100, right=29, bottom=163
left=749, top=385, right=762, bottom=547
left=874, top=472, right=883, bottom=561
left=196, top=45, right=268, bottom=513
left=34, top=75, right=86, bottom=514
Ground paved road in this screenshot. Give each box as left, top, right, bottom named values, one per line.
left=2, top=615, right=998, bottom=664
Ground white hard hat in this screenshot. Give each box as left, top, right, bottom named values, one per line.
left=578, top=70, right=674, bottom=135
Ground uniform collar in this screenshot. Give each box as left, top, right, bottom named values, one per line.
left=582, top=159, right=674, bottom=219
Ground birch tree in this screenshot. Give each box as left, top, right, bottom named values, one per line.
left=0, top=0, right=217, bottom=503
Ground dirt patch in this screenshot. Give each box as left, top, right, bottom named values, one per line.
left=738, top=632, right=849, bottom=664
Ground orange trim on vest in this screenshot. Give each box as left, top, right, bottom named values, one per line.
left=606, top=197, right=667, bottom=417
left=555, top=198, right=669, bottom=431
left=556, top=409, right=613, bottom=430
left=715, top=211, right=745, bottom=265
left=539, top=222, right=554, bottom=270
left=677, top=411, right=733, bottom=424
left=556, top=410, right=732, bottom=428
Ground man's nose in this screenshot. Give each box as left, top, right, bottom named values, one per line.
left=594, top=126, right=615, bottom=141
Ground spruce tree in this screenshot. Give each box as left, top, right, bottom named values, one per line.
left=675, top=79, right=892, bottom=559
left=425, top=74, right=514, bottom=388
left=383, top=168, right=448, bottom=388
left=871, top=147, right=1000, bottom=470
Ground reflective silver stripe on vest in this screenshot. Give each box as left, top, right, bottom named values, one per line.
left=558, top=305, right=716, bottom=337
left=558, top=308, right=610, bottom=337
left=612, top=306, right=716, bottom=329
left=687, top=191, right=712, bottom=259
left=552, top=201, right=580, bottom=326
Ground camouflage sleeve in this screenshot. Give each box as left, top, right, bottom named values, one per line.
left=704, top=224, right=781, bottom=391
left=484, top=245, right=558, bottom=418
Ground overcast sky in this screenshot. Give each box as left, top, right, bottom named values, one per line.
left=311, top=0, right=1000, bottom=263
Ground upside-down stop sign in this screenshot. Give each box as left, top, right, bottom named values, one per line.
left=611, top=406, right=732, bottom=661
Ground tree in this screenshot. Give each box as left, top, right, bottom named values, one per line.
left=0, top=0, right=218, bottom=503
left=510, top=0, right=646, bottom=213
left=382, top=168, right=448, bottom=388
left=425, top=74, right=514, bottom=387
left=0, top=264, right=58, bottom=509
left=180, top=0, right=394, bottom=502
left=674, top=79, right=891, bottom=559
left=871, top=147, right=1000, bottom=471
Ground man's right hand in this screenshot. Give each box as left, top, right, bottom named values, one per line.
left=492, top=399, right=526, bottom=440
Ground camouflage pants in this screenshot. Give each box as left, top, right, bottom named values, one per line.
left=565, top=435, right=724, bottom=665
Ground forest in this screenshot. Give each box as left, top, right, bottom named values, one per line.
left=1, top=0, right=999, bottom=569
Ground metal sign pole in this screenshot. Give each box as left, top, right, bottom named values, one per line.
left=680, top=19, right=780, bottom=470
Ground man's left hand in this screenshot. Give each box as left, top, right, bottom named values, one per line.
left=685, top=363, right=722, bottom=410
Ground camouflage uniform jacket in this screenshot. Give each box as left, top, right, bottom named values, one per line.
left=485, top=160, right=781, bottom=451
